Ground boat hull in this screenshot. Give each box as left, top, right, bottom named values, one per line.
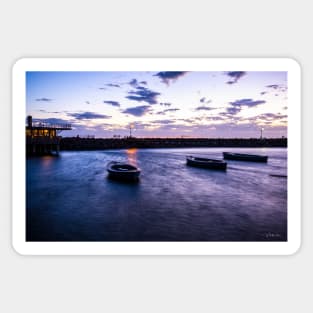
left=186, top=156, right=227, bottom=171
left=107, top=162, right=141, bottom=181
left=223, top=152, right=268, bottom=163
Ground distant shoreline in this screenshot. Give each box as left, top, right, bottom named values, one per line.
left=60, top=137, right=287, bottom=151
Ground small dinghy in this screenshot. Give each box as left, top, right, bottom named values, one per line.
left=186, top=156, right=227, bottom=171
left=107, top=161, right=141, bottom=180
left=223, top=152, right=268, bottom=163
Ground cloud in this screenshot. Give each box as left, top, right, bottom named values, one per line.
left=131, top=122, right=153, bottom=129
left=100, top=83, right=121, bottom=89
left=156, top=108, right=180, bottom=115
left=128, top=79, right=149, bottom=88
left=217, top=108, right=243, bottom=119
left=122, top=105, right=151, bottom=117
left=32, top=118, right=71, bottom=125
left=206, top=116, right=225, bottom=121
left=156, top=111, right=166, bottom=115
left=151, top=119, right=175, bottom=125
left=256, top=113, right=287, bottom=120
left=126, top=86, right=161, bottom=104
left=244, top=113, right=287, bottom=128
left=220, top=98, right=266, bottom=117
left=226, top=107, right=242, bottom=115
left=160, top=102, right=172, bottom=106
left=103, top=100, right=120, bottom=107
left=68, top=112, right=111, bottom=120
left=154, top=71, right=188, bottom=85
left=129, top=79, right=139, bottom=88
left=38, top=109, right=62, bottom=114
left=195, top=106, right=215, bottom=111
left=260, top=91, right=267, bottom=95
left=200, top=97, right=212, bottom=104
left=225, top=71, right=246, bottom=84
left=265, top=84, right=287, bottom=93
left=35, top=97, right=53, bottom=102
left=105, top=83, right=120, bottom=88
left=177, top=118, right=197, bottom=124
left=164, top=108, right=180, bottom=113
left=266, top=84, right=280, bottom=89
left=229, top=98, right=266, bottom=107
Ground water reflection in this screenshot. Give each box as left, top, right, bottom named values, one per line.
left=26, top=148, right=287, bottom=241
left=40, top=156, right=55, bottom=168
left=126, top=148, right=138, bottom=165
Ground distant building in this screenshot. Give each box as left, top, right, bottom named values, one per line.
left=26, top=116, right=72, bottom=155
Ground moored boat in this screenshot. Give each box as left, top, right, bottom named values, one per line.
left=186, top=156, right=227, bottom=171
left=223, top=152, right=268, bottom=163
left=107, top=161, right=141, bottom=180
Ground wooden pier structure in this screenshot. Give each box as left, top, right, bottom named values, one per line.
left=26, top=116, right=72, bottom=156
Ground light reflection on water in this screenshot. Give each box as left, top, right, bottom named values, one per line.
left=26, top=147, right=287, bottom=242
left=41, top=156, right=54, bottom=168
left=126, top=148, right=138, bottom=166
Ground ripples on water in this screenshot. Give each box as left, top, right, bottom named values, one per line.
left=26, top=148, right=287, bottom=241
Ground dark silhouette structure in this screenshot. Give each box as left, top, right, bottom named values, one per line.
left=26, top=116, right=72, bottom=156
left=60, top=137, right=287, bottom=151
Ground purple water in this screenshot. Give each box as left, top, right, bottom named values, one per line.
left=26, top=147, right=287, bottom=241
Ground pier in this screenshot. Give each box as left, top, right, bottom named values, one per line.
left=60, top=137, right=287, bottom=150
left=26, top=116, right=72, bottom=156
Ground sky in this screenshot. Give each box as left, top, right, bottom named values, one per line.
left=26, top=71, right=287, bottom=138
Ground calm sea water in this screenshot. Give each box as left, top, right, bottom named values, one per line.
left=26, top=147, right=287, bottom=241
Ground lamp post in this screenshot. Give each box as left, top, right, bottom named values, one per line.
left=129, top=123, right=134, bottom=138
left=260, top=127, right=264, bottom=139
